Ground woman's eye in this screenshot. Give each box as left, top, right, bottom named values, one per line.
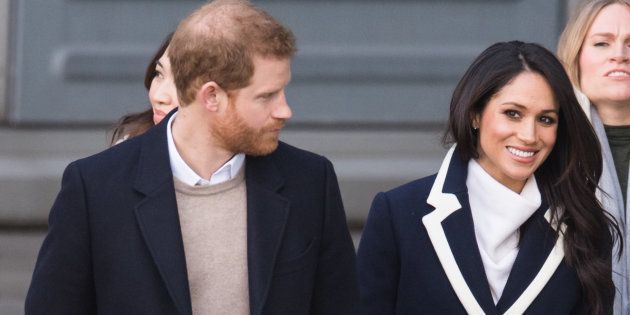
left=505, top=110, right=520, bottom=118
left=539, top=116, right=556, bottom=125
left=594, top=42, right=609, bottom=47
left=154, top=69, right=164, bottom=79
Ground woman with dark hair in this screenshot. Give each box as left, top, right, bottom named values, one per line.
left=110, top=33, right=177, bottom=145
left=357, top=41, right=621, bottom=314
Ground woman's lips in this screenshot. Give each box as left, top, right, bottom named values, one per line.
left=605, top=69, right=630, bottom=79
left=153, top=109, right=167, bottom=124
left=507, top=146, right=537, bottom=163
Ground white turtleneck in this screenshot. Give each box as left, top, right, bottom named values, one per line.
left=466, top=159, right=541, bottom=304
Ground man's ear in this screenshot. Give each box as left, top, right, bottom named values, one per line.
left=197, top=81, right=225, bottom=112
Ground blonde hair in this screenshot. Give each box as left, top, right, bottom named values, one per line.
left=169, top=0, right=296, bottom=105
left=557, top=0, right=630, bottom=88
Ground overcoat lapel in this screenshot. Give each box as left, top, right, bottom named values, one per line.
left=496, top=206, right=564, bottom=314
left=499, top=210, right=565, bottom=314
left=423, top=145, right=496, bottom=314
left=133, top=113, right=193, bottom=315
left=245, top=155, right=290, bottom=315
left=445, top=191, right=498, bottom=313
left=422, top=145, right=567, bottom=315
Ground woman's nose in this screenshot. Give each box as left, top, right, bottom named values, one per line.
left=610, top=43, right=630, bottom=63
left=150, top=83, right=172, bottom=106
left=517, top=121, right=537, bottom=144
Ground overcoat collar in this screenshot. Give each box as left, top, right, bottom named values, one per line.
left=244, top=154, right=289, bottom=315
left=422, top=144, right=567, bottom=315
left=132, top=110, right=290, bottom=315
left=133, top=110, right=193, bottom=315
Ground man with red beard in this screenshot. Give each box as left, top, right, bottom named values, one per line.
left=25, top=1, right=359, bottom=314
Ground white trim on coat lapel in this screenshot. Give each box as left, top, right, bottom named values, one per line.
left=422, top=144, right=567, bottom=315
left=503, top=210, right=566, bottom=315
left=423, top=144, right=485, bottom=315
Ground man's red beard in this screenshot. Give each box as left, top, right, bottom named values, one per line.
left=212, top=102, right=285, bottom=156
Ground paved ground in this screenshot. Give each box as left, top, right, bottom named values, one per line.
left=0, top=231, right=45, bottom=315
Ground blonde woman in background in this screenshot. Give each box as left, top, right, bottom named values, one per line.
left=558, top=1, right=630, bottom=313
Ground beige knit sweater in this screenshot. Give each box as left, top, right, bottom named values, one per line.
left=174, top=168, right=249, bottom=315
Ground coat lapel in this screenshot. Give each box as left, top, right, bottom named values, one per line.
left=496, top=207, right=566, bottom=314
left=245, top=155, right=290, bottom=315
left=444, top=191, right=498, bottom=313
left=133, top=112, right=193, bottom=315
left=423, top=145, right=496, bottom=314
left=423, top=145, right=567, bottom=315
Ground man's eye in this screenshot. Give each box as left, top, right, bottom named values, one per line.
left=260, top=93, right=275, bottom=100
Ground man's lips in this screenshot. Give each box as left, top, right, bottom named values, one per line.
left=266, top=121, right=285, bottom=132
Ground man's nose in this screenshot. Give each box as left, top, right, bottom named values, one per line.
left=272, top=92, right=292, bottom=120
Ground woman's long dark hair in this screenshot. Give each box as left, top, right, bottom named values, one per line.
left=444, top=41, right=622, bottom=314
left=110, top=33, right=173, bottom=145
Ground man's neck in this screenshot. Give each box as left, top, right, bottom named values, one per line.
left=595, top=101, right=630, bottom=126
left=171, top=110, right=235, bottom=179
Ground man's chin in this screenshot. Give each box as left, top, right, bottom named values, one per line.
left=243, top=140, right=279, bottom=156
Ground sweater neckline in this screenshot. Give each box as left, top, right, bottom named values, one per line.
left=173, top=165, right=245, bottom=196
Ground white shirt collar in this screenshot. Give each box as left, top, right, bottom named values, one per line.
left=167, top=112, right=245, bottom=186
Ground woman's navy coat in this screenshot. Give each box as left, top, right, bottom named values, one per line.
left=357, top=146, right=584, bottom=314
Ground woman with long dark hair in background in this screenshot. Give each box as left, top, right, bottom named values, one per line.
left=357, top=41, right=621, bottom=314
left=110, top=33, right=178, bottom=145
